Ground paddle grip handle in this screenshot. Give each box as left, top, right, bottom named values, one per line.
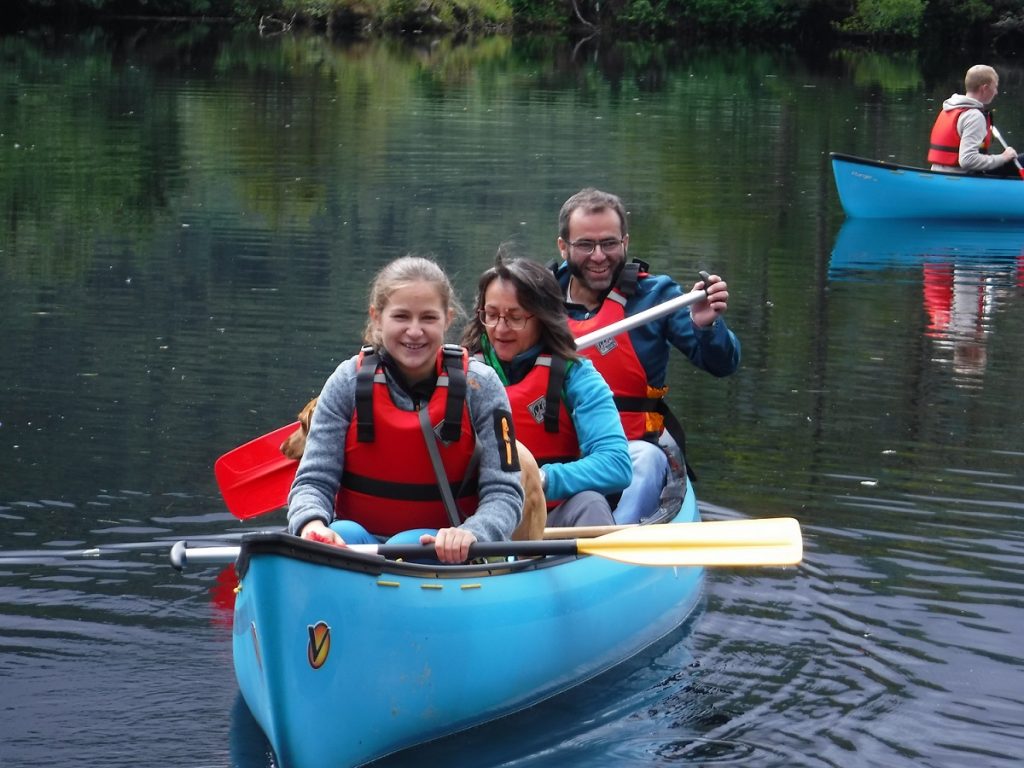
left=170, top=541, right=239, bottom=569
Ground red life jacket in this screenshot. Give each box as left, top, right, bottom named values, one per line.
left=336, top=345, right=478, bottom=536
left=928, top=107, right=991, bottom=166
left=505, top=355, right=580, bottom=507
left=566, top=263, right=660, bottom=440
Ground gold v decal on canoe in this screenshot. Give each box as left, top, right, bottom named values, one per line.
left=307, top=621, right=331, bottom=669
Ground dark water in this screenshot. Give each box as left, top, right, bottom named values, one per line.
left=2, top=28, right=1023, bottom=767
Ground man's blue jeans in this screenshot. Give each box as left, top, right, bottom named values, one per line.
left=612, top=439, right=669, bottom=524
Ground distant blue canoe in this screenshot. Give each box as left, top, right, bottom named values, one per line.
left=232, top=473, right=702, bottom=767
left=830, top=152, right=1024, bottom=220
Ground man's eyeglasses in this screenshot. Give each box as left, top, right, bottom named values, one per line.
left=568, top=238, right=625, bottom=256
left=479, top=309, right=533, bottom=331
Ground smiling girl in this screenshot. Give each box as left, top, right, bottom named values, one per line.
left=287, top=256, right=524, bottom=563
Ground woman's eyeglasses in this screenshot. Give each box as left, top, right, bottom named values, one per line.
left=478, top=310, right=533, bottom=330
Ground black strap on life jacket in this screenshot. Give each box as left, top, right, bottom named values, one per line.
left=615, top=260, right=644, bottom=297
left=439, top=344, right=466, bottom=443
left=355, top=345, right=378, bottom=443
left=543, top=354, right=567, bottom=433
left=355, top=345, right=468, bottom=445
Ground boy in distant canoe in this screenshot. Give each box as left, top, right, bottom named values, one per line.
left=552, top=188, right=740, bottom=524
left=928, top=64, right=1018, bottom=175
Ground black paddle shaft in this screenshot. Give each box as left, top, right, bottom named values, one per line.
left=376, top=539, right=579, bottom=562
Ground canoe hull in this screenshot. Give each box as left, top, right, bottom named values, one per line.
left=232, top=479, right=701, bottom=767
left=830, top=152, right=1024, bottom=220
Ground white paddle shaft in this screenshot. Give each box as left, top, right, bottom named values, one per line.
left=574, top=286, right=708, bottom=351
left=990, top=125, right=1024, bottom=172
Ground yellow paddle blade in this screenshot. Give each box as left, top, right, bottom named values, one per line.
left=576, top=517, right=803, bottom=567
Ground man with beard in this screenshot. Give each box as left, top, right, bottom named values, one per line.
left=552, top=188, right=740, bottom=523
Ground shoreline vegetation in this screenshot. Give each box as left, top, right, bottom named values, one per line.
left=8, top=0, right=1024, bottom=46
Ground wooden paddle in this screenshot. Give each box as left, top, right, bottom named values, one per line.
left=990, top=125, right=1024, bottom=180
left=170, top=516, right=802, bottom=569
left=215, top=281, right=713, bottom=520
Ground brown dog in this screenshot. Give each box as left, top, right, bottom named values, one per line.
left=279, top=397, right=546, bottom=540
left=512, top=442, right=548, bottom=541
left=280, top=397, right=317, bottom=460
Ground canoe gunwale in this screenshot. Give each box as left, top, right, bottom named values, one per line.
left=828, top=151, right=1021, bottom=180
left=236, top=502, right=685, bottom=581
left=235, top=532, right=559, bottom=579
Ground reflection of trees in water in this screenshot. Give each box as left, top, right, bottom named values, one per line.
left=922, top=259, right=1023, bottom=382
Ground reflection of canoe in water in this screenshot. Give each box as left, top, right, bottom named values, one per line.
left=830, top=153, right=1024, bottom=220
left=829, top=217, right=1023, bottom=375
left=829, top=217, right=1024, bottom=279
left=232, top=468, right=707, bottom=768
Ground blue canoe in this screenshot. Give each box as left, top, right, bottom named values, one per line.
left=230, top=468, right=703, bottom=767
left=830, top=152, right=1024, bottom=220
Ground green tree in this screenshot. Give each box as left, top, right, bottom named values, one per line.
left=837, top=0, right=925, bottom=38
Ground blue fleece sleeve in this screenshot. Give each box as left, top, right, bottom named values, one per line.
left=542, top=359, right=632, bottom=501
left=627, top=275, right=741, bottom=387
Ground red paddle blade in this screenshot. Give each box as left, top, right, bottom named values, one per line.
left=214, top=422, right=300, bottom=519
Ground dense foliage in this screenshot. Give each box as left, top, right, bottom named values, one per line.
left=9, top=0, right=1024, bottom=42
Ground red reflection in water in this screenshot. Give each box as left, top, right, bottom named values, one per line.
left=923, top=263, right=954, bottom=336
left=922, top=258, right=1022, bottom=379
left=210, top=563, right=239, bottom=629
